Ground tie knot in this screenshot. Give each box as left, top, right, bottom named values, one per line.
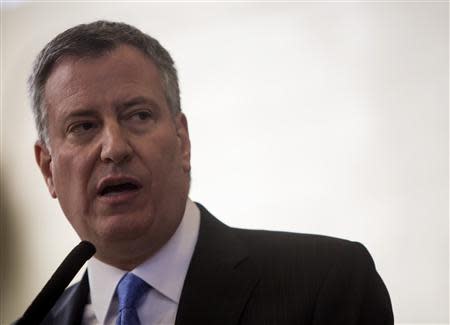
left=116, top=273, right=150, bottom=310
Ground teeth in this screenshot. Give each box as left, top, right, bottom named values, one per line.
left=101, top=183, right=138, bottom=196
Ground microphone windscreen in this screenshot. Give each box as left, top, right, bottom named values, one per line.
left=17, top=241, right=96, bottom=325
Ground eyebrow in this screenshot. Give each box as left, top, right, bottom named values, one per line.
left=63, top=108, right=99, bottom=120
left=62, top=96, right=159, bottom=120
left=117, top=96, right=158, bottom=110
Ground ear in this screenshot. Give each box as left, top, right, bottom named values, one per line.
left=34, top=141, right=57, bottom=198
left=175, top=113, right=191, bottom=173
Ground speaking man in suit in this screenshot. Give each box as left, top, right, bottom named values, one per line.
left=28, top=20, right=393, bottom=324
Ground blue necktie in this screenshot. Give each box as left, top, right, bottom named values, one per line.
left=116, top=273, right=150, bottom=325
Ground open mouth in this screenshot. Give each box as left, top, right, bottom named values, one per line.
left=97, top=177, right=143, bottom=197
left=99, top=182, right=140, bottom=196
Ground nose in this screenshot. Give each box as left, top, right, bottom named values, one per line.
left=100, top=122, right=132, bottom=164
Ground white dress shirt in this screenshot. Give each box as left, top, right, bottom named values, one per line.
left=82, top=199, right=200, bottom=325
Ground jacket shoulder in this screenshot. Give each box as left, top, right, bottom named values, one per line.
left=233, top=227, right=370, bottom=267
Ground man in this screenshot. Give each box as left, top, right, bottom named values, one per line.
left=28, top=20, right=393, bottom=324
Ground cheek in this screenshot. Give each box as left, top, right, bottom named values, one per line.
left=137, top=147, right=174, bottom=194
left=152, top=143, right=185, bottom=191
left=136, top=131, right=178, bottom=170
left=52, top=151, right=95, bottom=206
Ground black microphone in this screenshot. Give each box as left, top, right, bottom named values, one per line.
left=17, top=241, right=96, bottom=325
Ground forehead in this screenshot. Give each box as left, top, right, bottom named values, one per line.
left=43, top=45, right=165, bottom=112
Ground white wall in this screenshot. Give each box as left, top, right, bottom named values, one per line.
left=1, top=2, right=448, bottom=324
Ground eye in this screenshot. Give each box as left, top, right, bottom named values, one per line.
left=129, top=110, right=153, bottom=121
left=136, top=111, right=152, bottom=120
left=68, top=121, right=97, bottom=134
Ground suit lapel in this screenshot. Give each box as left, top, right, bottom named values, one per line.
left=42, top=272, right=89, bottom=325
left=175, top=204, right=259, bottom=325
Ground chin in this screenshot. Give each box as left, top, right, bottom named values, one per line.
left=92, top=213, right=154, bottom=242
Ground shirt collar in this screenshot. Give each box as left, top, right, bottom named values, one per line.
left=87, top=198, right=200, bottom=324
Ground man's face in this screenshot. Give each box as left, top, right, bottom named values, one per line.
left=35, top=45, right=191, bottom=267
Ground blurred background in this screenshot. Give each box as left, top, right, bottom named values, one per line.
left=1, top=2, right=448, bottom=324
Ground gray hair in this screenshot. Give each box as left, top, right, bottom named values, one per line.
left=28, top=20, right=181, bottom=144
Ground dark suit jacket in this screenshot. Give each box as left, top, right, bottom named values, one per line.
left=37, top=203, right=394, bottom=324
